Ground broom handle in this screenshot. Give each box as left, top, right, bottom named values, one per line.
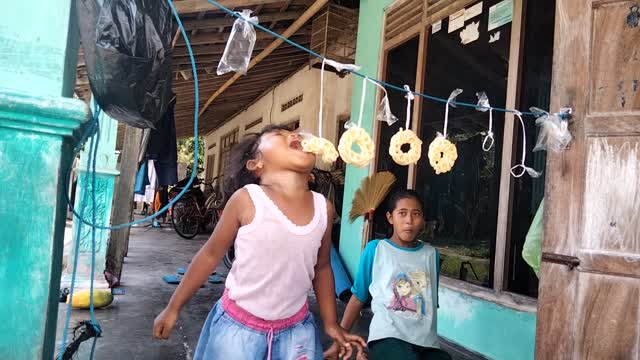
left=361, top=219, right=370, bottom=250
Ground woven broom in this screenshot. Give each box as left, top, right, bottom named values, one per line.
left=349, top=172, right=396, bottom=249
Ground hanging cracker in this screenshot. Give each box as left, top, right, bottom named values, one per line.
left=389, top=85, right=422, bottom=166
left=301, top=58, right=344, bottom=163
left=338, top=77, right=376, bottom=167
left=428, top=89, right=462, bottom=174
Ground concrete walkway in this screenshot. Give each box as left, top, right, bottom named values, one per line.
left=55, top=222, right=481, bottom=359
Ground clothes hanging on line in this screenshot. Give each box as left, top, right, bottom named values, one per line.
left=147, top=97, right=178, bottom=186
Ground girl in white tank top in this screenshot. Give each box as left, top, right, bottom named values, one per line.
left=153, top=125, right=366, bottom=360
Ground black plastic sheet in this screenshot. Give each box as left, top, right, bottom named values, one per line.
left=76, top=0, right=174, bottom=129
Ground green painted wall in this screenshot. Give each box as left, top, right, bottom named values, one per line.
left=0, top=0, right=86, bottom=357
left=439, top=288, right=536, bottom=359
left=339, top=0, right=395, bottom=277
left=339, top=1, right=537, bottom=359
left=0, top=0, right=79, bottom=97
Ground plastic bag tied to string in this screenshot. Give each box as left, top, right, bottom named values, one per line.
left=476, top=92, right=495, bottom=151
left=217, top=10, right=258, bottom=75
left=530, top=107, right=572, bottom=152
left=337, top=76, right=376, bottom=167
left=370, top=79, right=399, bottom=126
left=511, top=111, right=543, bottom=178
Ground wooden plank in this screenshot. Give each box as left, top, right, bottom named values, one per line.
left=579, top=250, right=640, bottom=279
left=172, top=48, right=307, bottom=67
left=426, top=0, right=475, bottom=25
left=572, top=273, right=640, bottom=359
left=174, top=0, right=285, bottom=14
left=581, top=136, right=640, bottom=253
left=585, top=115, right=640, bottom=136
left=407, top=28, right=428, bottom=189
left=493, top=0, right=524, bottom=291
left=386, top=4, right=424, bottom=37
left=174, top=25, right=304, bottom=46
left=183, top=10, right=302, bottom=30
left=106, top=125, right=143, bottom=283
left=172, top=36, right=310, bottom=57
left=589, top=2, right=640, bottom=113
left=536, top=0, right=591, bottom=355
left=199, top=0, right=329, bottom=117
left=383, top=23, right=422, bottom=51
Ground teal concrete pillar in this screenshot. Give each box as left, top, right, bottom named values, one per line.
left=339, top=0, right=395, bottom=277
left=61, top=99, right=119, bottom=291
left=0, top=0, right=88, bottom=358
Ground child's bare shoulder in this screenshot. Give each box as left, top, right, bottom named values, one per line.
left=225, top=188, right=255, bottom=225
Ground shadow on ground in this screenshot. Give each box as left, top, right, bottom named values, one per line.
left=55, top=222, right=483, bottom=359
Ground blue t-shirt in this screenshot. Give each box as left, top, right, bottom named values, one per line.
left=351, top=239, right=440, bottom=348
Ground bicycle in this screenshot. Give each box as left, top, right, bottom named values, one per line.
left=170, top=176, right=226, bottom=239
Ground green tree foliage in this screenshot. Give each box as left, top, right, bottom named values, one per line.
left=177, top=136, right=204, bottom=176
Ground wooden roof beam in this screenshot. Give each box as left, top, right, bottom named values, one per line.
left=199, top=0, right=328, bottom=117
left=174, top=25, right=306, bottom=46
left=182, top=10, right=302, bottom=31
left=174, top=0, right=285, bottom=15
left=172, top=36, right=309, bottom=57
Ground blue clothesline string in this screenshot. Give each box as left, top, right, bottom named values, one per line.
left=205, top=0, right=536, bottom=116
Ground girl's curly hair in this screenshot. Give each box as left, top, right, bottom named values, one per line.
left=223, top=124, right=292, bottom=196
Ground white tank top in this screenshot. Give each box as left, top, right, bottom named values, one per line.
left=225, top=184, right=328, bottom=320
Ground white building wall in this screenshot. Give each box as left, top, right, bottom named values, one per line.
left=204, top=66, right=353, bottom=178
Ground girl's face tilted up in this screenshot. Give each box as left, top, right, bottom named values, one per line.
left=253, top=129, right=316, bottom=173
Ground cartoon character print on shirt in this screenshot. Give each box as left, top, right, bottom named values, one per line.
left=387, top=271, right=430, bottom=319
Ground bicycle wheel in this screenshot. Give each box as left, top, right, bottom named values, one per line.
left=223, top=246, right=235, bottom=270
left=171, top=196, right=200, bottom=239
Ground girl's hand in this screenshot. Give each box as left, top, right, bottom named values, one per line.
left=153, top=307, right=179, bottom=340
left=325, top=324, right=367, bottom=359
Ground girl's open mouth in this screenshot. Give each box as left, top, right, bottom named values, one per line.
left=289, top=139, right=303, bottom=150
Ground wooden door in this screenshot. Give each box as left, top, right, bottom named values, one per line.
left=536, top=0, right=640, bottom=359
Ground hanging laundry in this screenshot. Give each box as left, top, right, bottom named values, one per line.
left=147, top=97, right=179, bottom=186
left=134, top=160, right=149, bottom=195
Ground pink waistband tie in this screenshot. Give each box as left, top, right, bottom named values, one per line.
left=221, top=289, right=309, bottom=360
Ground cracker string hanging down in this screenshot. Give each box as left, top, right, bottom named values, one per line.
left=301, top=58, right=339, bottom=163
left=338, top=76, right=376, bottom=167
left=388, top=86, right=422, bottom=166
left=510, top=111, right=542, bottom=178
left=476, top=92, right=494, bottom=151
left=427, top=89, right=462, bottom=174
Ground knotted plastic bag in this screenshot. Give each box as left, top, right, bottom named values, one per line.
left=530, top=107, right=572, bottom=152
left=217, top=10, right=258, bottom=75
left=76, top=0, right=174, bottom=129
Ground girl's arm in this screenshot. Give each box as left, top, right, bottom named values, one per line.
left=154, top=190, right=248, bottom=339
left=339, top=295, right=365, bottom=331
left=313, top=201, right=366, bottom=358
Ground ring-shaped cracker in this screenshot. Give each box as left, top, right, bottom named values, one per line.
left=338, top=127, right=375, bottom=167
left=428, top=136, right=458, bottom=174
left=389, top=129, right=423, bottom=166
left=302, top=137, right=339, bottom=163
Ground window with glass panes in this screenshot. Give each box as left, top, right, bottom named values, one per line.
left=375, top=0, right=555, bottom=299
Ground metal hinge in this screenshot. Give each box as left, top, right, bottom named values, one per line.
left=541, top=252, right=581, bottom=269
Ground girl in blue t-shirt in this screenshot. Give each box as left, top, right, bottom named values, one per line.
left=325, top=190, right=451, bottom=360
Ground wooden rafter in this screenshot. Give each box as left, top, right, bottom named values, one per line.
left=174, top=0, right=285, bottom=14
left=198, top=0, right=329, bottom=117
left=181, top=10, right=302, bottom=31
